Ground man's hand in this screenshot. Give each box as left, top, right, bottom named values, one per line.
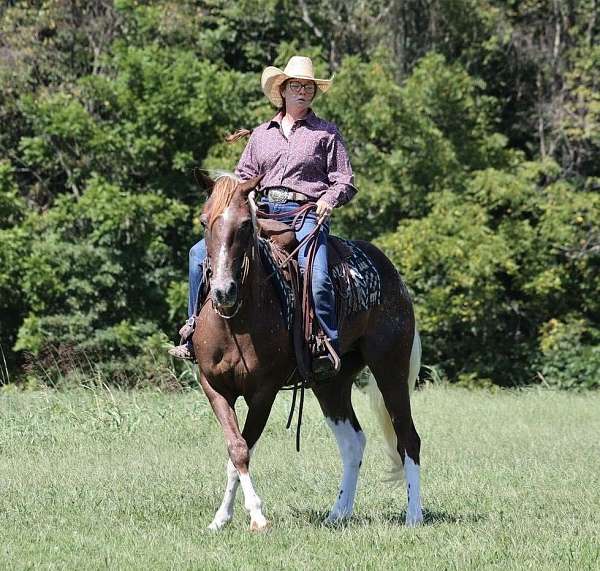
left=315, top=198, right=333, bottom=223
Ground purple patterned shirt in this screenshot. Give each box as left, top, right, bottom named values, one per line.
left=234, top=109, right=357, bottom=208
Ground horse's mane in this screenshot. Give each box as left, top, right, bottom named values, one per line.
left=208, top=174, right=241, bottom=230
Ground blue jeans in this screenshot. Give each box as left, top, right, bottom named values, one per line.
left=188, top=239, right=206, bottom=317
left=187, top=201, right=339, bottom=351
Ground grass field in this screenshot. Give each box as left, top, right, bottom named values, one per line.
left=1, top=383, right=599, bottom=570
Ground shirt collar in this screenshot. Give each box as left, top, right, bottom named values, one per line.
left=268, top=109, right=319, bottom=128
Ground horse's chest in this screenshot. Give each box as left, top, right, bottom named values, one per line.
left=195, top=304, right=291, bottom=386
left=197, top=335, right=253, bottom=373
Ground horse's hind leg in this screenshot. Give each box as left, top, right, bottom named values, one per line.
left=313, top=354, right=366, bottom=524
left=363, top=327, right=423, bottom=526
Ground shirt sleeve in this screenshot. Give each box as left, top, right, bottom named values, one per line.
left=321, top=127, right=358, bottom=208
left=234, top=131, right=260, bottom=180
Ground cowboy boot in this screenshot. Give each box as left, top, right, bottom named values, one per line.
left=168, top=340, right=195, bottom=362
left=312, top=335, right=341, bottom=381
left=168, top=318, right=197, bottom=362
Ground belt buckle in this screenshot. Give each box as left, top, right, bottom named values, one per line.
left=269, top=189, right=288, bottom=203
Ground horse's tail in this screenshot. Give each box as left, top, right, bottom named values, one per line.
left=366, top=326, right=421, bottom=484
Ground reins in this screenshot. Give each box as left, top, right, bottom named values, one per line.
left=255, top=199, right=326, bottom=452
left=206, top=195, right=326, bottom=452
left=258, top=202, right=325, bottom=283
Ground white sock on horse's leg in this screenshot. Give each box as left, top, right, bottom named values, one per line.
left=325, top=418, right=366, bottom=523
left=238, top=471, right=268, bottom=531
left=208, top=458, right=240, bottom=531
left=404, top=453, right=423, bottom=526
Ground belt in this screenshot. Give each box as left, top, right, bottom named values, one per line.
left=266, top=188, right=309, bottom=203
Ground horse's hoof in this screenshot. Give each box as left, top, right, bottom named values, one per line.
left=249, top=518, right=270, bottom=532
left=324, top=514, right=350, bottom=526
left=405, top=509, right=424, bottom=527
left=208, top=516, right=231, bottom=531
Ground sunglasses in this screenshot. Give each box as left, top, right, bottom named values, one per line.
left=287, top=81, right=316, bottom=94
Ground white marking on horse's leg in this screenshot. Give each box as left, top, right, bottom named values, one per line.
left=325, top=418, right=366, bottom=523
left=238, top=472, right=268, bottom=531
left=404, top=454, right=423, bottom=526
left=208, top=459, right=239, bottom=531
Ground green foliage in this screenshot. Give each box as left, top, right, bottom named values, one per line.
left=321, top=53, right=510, bottom=241
left=378, top=190, right=520, bottom=383
left=12, top=177, right=190, bottom=384
left=16, top=46, right=258, bottom=205
left=0, top=162, right=25, bottom=228
left=0, top=0, right=598, bottom=388
left=537, top=317, right=600, bottom=390
left=378, top=158, right=599, bottom=385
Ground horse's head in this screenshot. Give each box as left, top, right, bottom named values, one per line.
left=199, top=173, right=262, bottom=311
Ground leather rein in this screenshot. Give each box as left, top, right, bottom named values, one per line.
left=207, top=196, right=325, bottom=452
left=208, top=199, right=323, bottom=317
left=255, top=200, right=326, bottom=452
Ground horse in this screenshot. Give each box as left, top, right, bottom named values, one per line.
left=192, top=173, right=423, bottom=531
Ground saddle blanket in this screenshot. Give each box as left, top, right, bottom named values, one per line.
left=259, top=237, right=382, bottom=331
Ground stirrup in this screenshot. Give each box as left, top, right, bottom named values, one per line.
left=323, top=337, right=341, bottom=373
left=178, top=317, right=196, bottom=342
left=311, top=335, right=341, bottom=381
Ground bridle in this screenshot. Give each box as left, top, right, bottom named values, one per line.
left=210, top=249, right=252, bottom=319
left=207, top=190, right=322, bottom=322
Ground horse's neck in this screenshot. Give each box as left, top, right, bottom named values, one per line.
left=198, top=240, right=292, bottom=384
left=245, top=243, right=282, bottom=321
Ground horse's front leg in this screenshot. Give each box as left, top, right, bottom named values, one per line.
left=200, top=374, right=275, bottom=531
left=199, top=376, right=242, bottom=531
left=238, top=389, right=278, bottom=531
left=209, top=457, right=240, bottom=531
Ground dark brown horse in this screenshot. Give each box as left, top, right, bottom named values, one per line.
left=194, top=173, right=422, bottom=531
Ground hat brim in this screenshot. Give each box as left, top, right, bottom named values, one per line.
left=261, top=66, right=333, bottom=108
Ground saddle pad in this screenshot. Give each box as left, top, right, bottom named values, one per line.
left=259, top=237, right=382, bottom=332
left=330, top=239, right=382, bottom=321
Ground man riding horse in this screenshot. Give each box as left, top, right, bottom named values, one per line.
left=169, top=56, right=356, bottom=378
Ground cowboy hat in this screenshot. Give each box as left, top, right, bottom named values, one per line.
left=261, top=56, right=333, bottom=107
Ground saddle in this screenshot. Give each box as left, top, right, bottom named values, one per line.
left=256, top=218, right=353, bottom=269
left=256, top=218, right=354, bottom=383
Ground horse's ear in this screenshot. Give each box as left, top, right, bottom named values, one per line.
left=237, top=174, right=264, bottom=196
left=193, top=168, right=215, bottom=192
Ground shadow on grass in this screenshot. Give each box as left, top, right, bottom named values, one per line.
left=384, top=509, right=485, bottom=526
left=290, top=507, right=485, bottom=528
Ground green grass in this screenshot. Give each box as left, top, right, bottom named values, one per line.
left=1, top=384, right=599, bottom=570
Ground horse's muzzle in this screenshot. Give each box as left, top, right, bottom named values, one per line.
left=212, top=279, right=238, bottom=308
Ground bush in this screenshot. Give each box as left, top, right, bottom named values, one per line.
left=537, top=317, right=600, bottom=390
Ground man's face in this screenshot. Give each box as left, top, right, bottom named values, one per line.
left=282, top=79, right=316, bottom=109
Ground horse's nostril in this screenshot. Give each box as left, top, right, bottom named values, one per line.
left=226, top=281, right=237, bottom=298
left=214, top=280, right=237, bottom=307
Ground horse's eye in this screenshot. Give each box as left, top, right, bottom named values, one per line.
left=200, top=217, right=208, bottom=228
left=240, top=219, right=252, bottom=231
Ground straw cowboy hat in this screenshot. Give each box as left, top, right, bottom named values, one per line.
left=261, top=56, right=333, bottom=107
